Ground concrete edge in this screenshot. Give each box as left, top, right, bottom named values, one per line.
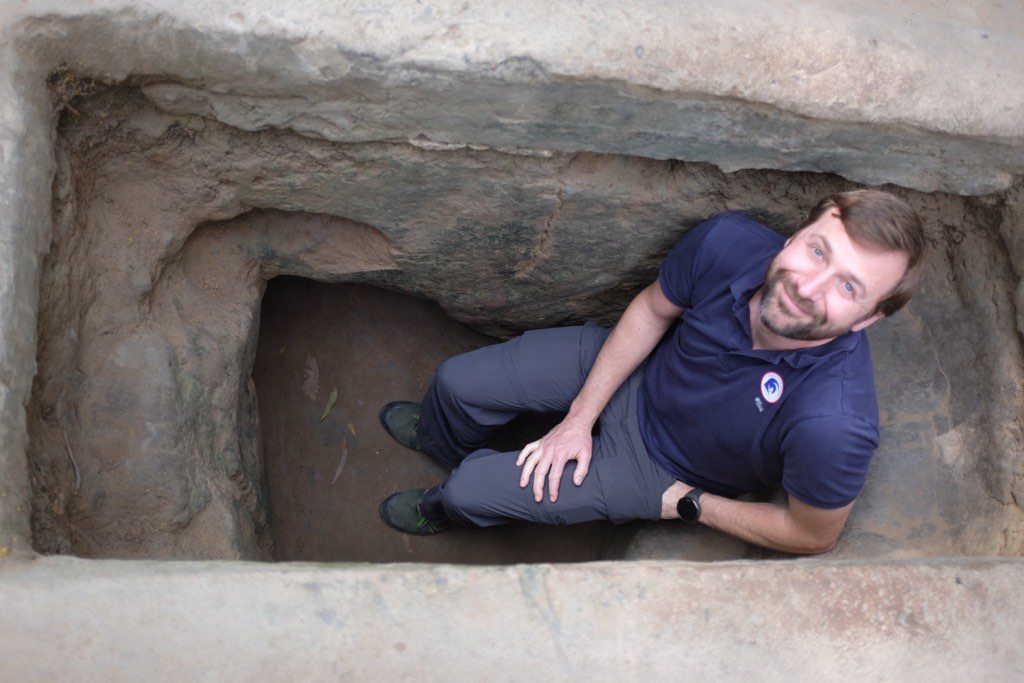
left=1, top=555, right=1022, bottom=679
left=0, top=25, right=55, bottom=558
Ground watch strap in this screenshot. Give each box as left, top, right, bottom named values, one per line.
left=677, top=487, right=705, bottom=524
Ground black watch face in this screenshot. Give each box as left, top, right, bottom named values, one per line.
left=676, top=496, right=700, bottom=524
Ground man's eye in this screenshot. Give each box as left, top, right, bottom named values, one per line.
left=811, top=246, right=824, bottom=259
left=843, top=282, right=855, bottom=295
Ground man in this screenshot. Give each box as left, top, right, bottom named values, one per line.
left=378, top=189, right=927, bottom=554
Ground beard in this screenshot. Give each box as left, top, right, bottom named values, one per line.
left=758, top=266, right=863, bottom=342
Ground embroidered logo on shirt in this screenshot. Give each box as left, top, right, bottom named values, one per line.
left=760, top=371, right=784, bottom=404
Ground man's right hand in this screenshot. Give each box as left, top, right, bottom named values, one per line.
left=515, top=417, right=594, bottom=504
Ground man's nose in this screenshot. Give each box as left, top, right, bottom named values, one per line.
left=795, top=269, right=830, bottom=300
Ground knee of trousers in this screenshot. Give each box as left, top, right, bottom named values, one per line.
left=435, top=465, right=502, bottom=526
left=432, top=354, right=489, bottom=410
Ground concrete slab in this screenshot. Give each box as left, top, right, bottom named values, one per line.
left=2, top=556, right=1023, bottom=680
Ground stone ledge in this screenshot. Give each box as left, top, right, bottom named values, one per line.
left=4, top=0, right=1022, bottom=136
left=1, top=556, right=1022, bottom=679
left=1, top=2, right=1022, bottom=195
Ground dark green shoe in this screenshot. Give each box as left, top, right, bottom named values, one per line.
left=380, top=489, right=454, bottom=535
left=379, top=401, right=422, bottom=451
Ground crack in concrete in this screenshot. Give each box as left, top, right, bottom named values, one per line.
left=515, top=566, right=573, bottom=675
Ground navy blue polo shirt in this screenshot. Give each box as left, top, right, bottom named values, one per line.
left=637, top=212, right=880, bottom=509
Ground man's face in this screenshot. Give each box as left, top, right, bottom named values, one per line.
left=759, top=209, right=908, bottom=343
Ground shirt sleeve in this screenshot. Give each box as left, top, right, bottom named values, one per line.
left=780, top=415, right=879, bottom=509
left=657, top=216, right=720, bottom=308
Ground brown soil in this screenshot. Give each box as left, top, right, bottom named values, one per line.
left=253, top=278, right=633, bottom=563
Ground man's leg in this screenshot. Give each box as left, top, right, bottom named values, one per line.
left=420, top=449, right=604, bottom=526
left=414, top=324, right=611, bottom=469
left=411, top=358, right=676, bottom=529
left=418, top=417, right=675, bottom=527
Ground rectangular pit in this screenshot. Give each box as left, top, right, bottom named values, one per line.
left=3, top=4, right=1024, bottom=677
left=21, top=82, right=1024, bottom=563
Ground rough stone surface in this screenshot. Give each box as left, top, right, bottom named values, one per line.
left=140, top=75, right=1023, bottom=197
left=6, top=1, right=1024, bottom=197
left=1, top=556, right=1023, bottom=680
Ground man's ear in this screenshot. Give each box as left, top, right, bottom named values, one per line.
left=851, top=311, right=885, bottom=332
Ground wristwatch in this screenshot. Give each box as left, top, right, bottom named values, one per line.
left=676, top=488, right=705, bottom=525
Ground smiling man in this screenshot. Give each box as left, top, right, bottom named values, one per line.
left=378, top=190, right=927, bottom=554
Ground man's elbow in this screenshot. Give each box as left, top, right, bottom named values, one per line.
left=783, top=518, right=843, bottom=555
left=792, top=530, right=841, bottom=555
left=799, top=538, right=838, bottom=555
left=784, top=497, right=852, bottom=555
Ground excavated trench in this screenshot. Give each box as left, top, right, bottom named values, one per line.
left=26, top=83, right=1024, bottom=563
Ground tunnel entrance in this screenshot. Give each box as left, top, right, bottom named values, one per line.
left=254, top=277, right=644, bottom=563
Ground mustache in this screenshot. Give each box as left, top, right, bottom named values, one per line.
left=767, top=269, right=820, bottom=319
left=781, top=279, right=816, bottom=317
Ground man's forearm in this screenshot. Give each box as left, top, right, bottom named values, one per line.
left=663, top=482, right=851, bottom=555
left=699, top=496, right=839, bottom=555
left=565, top=284, right=679, bottom=426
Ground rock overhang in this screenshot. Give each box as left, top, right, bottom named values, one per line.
left=2, top=0, right=1024, bottom=677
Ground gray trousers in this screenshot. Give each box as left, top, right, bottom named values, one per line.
left=418, top=323, right=676, bottom=527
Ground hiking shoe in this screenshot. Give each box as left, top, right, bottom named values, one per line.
left=380, top=489, right=454, bottom=535
left=379, top=401, right=422, bottom=451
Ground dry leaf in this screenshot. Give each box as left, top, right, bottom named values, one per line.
left=319, top=386, right=338, bottom=421
left=331, top=438, right=349, bottom=485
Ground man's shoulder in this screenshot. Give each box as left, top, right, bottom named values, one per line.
left=700, top=211, right=785, bottom=249
left=660, top=211, right=782, bottom=309
left=686, top=212, right=785, bottom=274
left=683, top=211, right=783, bottom=279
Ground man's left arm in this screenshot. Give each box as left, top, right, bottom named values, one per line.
left=661, top=482, right=852, bottom=555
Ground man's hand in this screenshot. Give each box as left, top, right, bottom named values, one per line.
left=516, top=417, right=594, bottom=503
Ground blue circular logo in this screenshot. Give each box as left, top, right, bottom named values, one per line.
left=760, top=372, right=784, bottom=404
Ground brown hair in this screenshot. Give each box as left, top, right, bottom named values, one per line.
left=802, top=190, right=927, bottom=316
